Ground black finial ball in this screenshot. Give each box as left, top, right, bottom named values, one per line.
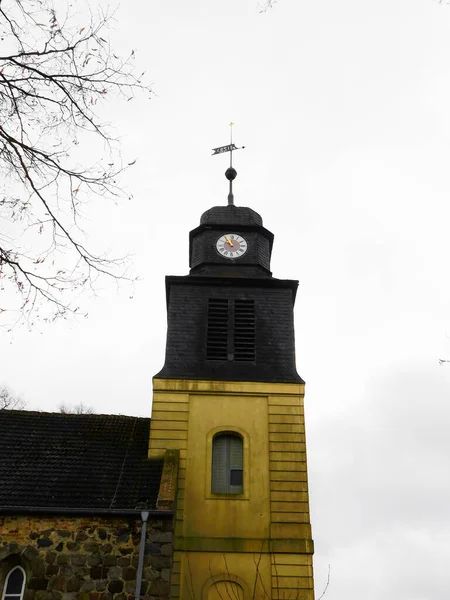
left=225, top=167, right=237, bottom=181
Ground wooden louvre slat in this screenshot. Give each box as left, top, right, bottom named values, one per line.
left=234, top=299, right=255, bottom=361
left=207, top=299, right=228, bottom=360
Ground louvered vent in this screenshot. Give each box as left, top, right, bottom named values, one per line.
left=234, top=299, right=255, bottom=362
left=207, top=299, right=229, bottom=360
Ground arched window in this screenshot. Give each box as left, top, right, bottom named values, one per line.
left=211, top=433, right=243, bottom=494
left=2, top=567, right=26, bottom=600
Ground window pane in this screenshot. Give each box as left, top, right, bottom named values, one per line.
left=6, top=569, right=24, bottom=595
left=212, top=435, right=228, bottom=493
left=230, top=469, right=243, bottom=486
left=229, top=436, right=243, bottom=470
left=212, top=434, right=243, bottom=495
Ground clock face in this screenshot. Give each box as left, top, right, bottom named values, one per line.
left=216, top=233, right=248, bottom=259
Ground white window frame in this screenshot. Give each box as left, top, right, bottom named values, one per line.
left=1, top=566, right=26, bottom=600
left=205, top=425, right=250, bottom=501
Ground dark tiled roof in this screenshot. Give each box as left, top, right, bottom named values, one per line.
left=200, top=205, right=263, bottom=226
left=0, top=411, right=163, bottom=511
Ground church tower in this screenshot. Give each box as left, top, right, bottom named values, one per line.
left=149, top=161, right=315, bottom=600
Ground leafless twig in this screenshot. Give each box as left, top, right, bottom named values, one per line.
left=0, top=0, right=150, bottom=327
left=317, top=564, right=331, bottom=600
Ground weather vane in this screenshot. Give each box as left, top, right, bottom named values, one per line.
left=212, top=122, right=245, bottom=206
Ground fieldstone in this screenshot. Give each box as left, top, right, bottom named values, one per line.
left=99, top=593, right=112, bottom=600
left=124, top=582, right=135, bottom=594
left=106, top=567, right=121, bottom=580
left=55, top=544, right=64, bottom=553
left=88, top=593, right=100, bottom=600
left=149, top=532, right=172, bottom=544
left=107, top=581, right=123, bottom=595
left=97, top=530, right=107, bottom=541
left=59, top=567, right=73, bottom=578
left=121, top=567, right=136, bottom=581
left=46, top=566, right=59, bottom=577
left=145, top=544, right=160, bottom=556
left=71, top=568, right=89, bottom=579
left=57, top=556, right=70, bottom=566
left=24, top=590, right=36, bottom=600
left=46, top=551, right=57, bottom=565
left=23, top=546, right=39, bottom=560
left=149, top=556, right=171, bottom=570
left=75, top=533, right=89, bottom=543
left=66, top=543, right=80, bottom=552
left=48, top=575, right=67, bottom=592
left=95, top=581, right=107, bottom=592
left=66, top=579, right=82, bottom=593
left=117, top=534, right=130, bottom=544
left=114, top=594, right=127, bottom=600
left=29, top=579, right=49, bottom=591
left=89, top=566, right=103, bottom=580
left=117, top=557, right=130, bottom=568
left=142, top=568, right=158, bottom=581
left=37, top=539, right=53, bottom=548
left=161, top=569, right=170, bottom=583
left=118, top=548, right=132, bottom=556
left=160, top=544, right=172, bottom=557
left=31, top=558, right=47, bottom=577
left=148, top=581, right=170, bottom=596
left=100, top=544, right=112, bottom=555
left=83, top=542, right=99, bottom=554
left=71, top=555, right=87, bottom=567
left=62, top=594, right=76, bottom=600
left=87, top=556, right=101, bottom=567
left=80, top=582, right=94, bottom=593
left=29, top=532, right=40, bottom=541
left=35, top=592, right=62, bottom=600
left=102, top=556, right=117, bottom=568
left=57, top=531, right=72, bottom=539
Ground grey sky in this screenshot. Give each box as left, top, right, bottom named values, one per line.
left=2, top=0, right=450, bottom=597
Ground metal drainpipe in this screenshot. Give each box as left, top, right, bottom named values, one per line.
left=135, top=510, right=150, bottom=600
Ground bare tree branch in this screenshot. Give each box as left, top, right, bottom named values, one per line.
left=58, top=401, right=94, bottom=414
left=258, top=0, right=277, bottom=13
left=0, top=384, right=25, bottom=409
left=0, top=0, right=151, bottom=327
left=317, top=565, right=331, bottom=600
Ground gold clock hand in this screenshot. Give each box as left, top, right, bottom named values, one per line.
left=225, top=235, right=233, bottom=246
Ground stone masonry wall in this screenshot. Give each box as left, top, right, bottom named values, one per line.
left=0, top=515, right=173, bottom=600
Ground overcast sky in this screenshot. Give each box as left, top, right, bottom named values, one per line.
left=2, top=0, right=450, bottom=597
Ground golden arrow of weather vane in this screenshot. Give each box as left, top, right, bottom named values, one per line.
left=211, top=122, right=245, bottom=160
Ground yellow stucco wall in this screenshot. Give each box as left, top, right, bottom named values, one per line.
left=149, top=379, right=315, bottom=600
